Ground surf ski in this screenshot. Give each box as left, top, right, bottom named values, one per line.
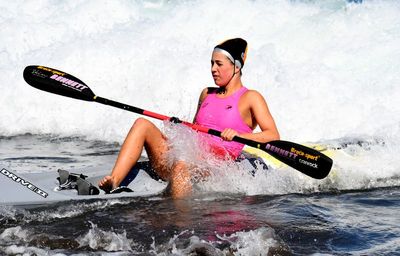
left=0, top=161, right=168, bottom=206
left=0, top=145, right=337, bottom=207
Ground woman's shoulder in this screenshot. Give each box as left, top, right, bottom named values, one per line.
left=198, top=86, right=216, bottom=102
left=242, top=88, right=264, bottom=100
left=241, top=89, right=269, bottom=110
left=199, top=86, right=221, bottom=98
left=204, top=87, right=222, bottom=94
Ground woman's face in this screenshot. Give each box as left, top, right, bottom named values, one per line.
left=211, top=51, right=235, bottom=87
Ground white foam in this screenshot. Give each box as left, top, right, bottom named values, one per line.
left=77, top=222, right=135, bottom=252
left=1, top=0, right=400, bottom=193
left=218, top=227, right=280, bottom=255
left=0, top=226, right=30, bottom=242
left=148, top=227, right=283, bottom=255
left=1, top=1, right=399, bottom=140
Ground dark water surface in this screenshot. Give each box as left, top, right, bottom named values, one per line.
left=1, top=134, right=399, bottom=255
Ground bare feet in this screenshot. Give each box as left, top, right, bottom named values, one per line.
left=98, top=175, right=116, bottom=193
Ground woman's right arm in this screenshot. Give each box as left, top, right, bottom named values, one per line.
left=192, top=87, right=209, bottom=123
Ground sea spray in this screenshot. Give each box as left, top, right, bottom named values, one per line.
left=0, top=0, right=398, bottom=144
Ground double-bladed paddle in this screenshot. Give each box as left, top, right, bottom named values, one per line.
left=23, top=65, right=333, bottom=179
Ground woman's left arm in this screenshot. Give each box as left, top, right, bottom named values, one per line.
left=239, top=90, right=280, bottom=142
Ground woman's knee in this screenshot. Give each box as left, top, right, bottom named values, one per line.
left=132, top=117, right=152, bottom=129
left=131, top=117, right=159, bottom=135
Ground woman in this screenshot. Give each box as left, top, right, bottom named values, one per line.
left=99, top=38, right=280, bottom=198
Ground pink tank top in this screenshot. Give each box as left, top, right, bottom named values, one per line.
left=195, top=86, right=253, bottom=158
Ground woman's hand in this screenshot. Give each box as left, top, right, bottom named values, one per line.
left=221, top=128, right=239, bottom=141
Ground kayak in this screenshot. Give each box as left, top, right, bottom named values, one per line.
left=0, top=156, right=262, bottom=207
left=0, top=145, right=337, bottom=207
left=0, top=162, right=168, bottom=206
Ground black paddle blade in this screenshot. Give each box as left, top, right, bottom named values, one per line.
left=23, top=65, right=95, bottom=101
left=264, top=140, right=333, bottom=179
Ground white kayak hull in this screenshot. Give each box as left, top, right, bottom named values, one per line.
left=0, top=165, right=167, bottom=206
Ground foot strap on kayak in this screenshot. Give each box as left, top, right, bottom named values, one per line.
left=56, top=169, right=100, bottom=195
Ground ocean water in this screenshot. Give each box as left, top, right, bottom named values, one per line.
left=1, top=0, right=400, bottom=255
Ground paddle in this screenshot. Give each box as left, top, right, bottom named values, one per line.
left=23, top=65, right=333, bottom=179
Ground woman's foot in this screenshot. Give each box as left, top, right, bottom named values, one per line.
left=98, top=175, right=116, bottom=193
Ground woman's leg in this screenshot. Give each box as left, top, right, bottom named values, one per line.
left=99, top=117, right=193, bottom=198
left=99, top=118, right=170, bottom=191
left=169, top=161, right=192, bottom=199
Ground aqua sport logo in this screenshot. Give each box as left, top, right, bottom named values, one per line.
left=1, top=168, right=48, bottom=198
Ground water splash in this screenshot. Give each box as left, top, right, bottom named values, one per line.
left=1, top=0, right=399, bottom=142
left=77, top=221, right=135, bottom=252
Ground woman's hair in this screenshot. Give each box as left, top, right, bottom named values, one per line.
left=213, top=38, right=248, bottom=70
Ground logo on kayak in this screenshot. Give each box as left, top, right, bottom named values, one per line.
left=1, top=168, right=48, bottom=198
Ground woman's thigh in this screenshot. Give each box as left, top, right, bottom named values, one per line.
left=136, top=118, right=171, bottom=180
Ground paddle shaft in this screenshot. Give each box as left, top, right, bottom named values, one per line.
left=94, top=96, right=261, bottom=148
